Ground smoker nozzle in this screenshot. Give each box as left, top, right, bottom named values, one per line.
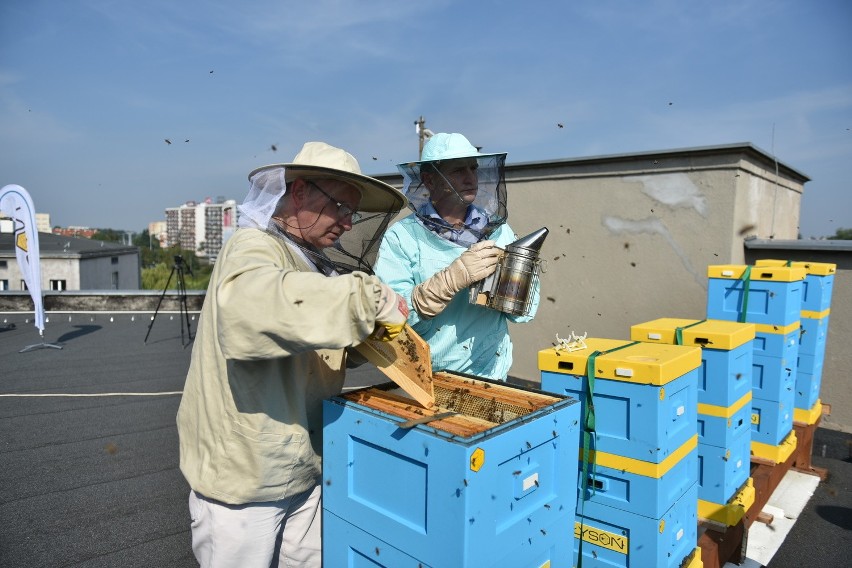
left=507, top=227, right=549, bottom=253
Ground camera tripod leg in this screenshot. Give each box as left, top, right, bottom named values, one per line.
left=176, top=267, right=193, bottom=347
left=144, top=265, right=176, bottom=344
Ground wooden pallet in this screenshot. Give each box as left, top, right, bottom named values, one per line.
left=792, top=402, right=831, bottom=480
left=698, top=402, right=830, bottom=568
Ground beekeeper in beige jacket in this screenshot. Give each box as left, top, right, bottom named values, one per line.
left=177, top=142, right=408, bottom=568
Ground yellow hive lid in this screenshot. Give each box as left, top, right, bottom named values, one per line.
left=681, top=320, right=755, bottom=349
left=631, top=318, right=755, bottom=349
left=707, top=264, right=806, bottom=282
left=630, top=318, right=700, bottom=345
left=538, top=338, right=632, bottom=376
left=755, top=259, right=836, bottom=276
left=594, top=342, right=702, bottom=385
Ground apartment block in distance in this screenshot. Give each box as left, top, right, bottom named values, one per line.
left=165, top=197, right=236, bottom=261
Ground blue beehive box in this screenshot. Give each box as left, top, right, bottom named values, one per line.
left=707, top=264, right=806, bottom=326
left=697, top=429, right=750, bottom=504
left=795, top=365, right=824, bottom=410
left=753, top=322, right=799, bottom=359
left=698, top=477, right=755, bottom=526
left=799, top=314, right=829, bottom=356
left=322, top=372, right=581, bottom=568
left=751, top=390, right=794, bottom=447
left=755, top=259, right=836, bottom=312
left=324, top=510, right=569, bottom=568
left=578, top=435, right=698, bottom=519
left=798, top=351, right=826, bottom=376
left=630, top=318, right=755, bottom=408
left=799, top=264, right=835, bottom=312
left=697, top=390, right=752, bottom=448
left=539, top=339, right=701, bottom=463
left=574, top=483, right=698, bottom=568
left=752, top=353, right=795, bottom=401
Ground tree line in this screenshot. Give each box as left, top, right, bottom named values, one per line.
left=90, top=229, right=213, bottom=290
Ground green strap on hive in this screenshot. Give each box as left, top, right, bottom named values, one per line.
left=738, top=265, right=752, bottom=323
left=577, top=341, right=637, bottom=566
left=675, top=319, right=708, bottom=346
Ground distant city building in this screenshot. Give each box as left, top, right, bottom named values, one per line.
left=165, top=197, right=236, bottom=261
left=0, top=231, right=140, bottom=291
left=53, top=226, right=97, bottom=239
left=148, top=221, right=167, bottom=248
left=36, top=213, right=51, bottom=233
left=1, top=214, right=53, bottom=233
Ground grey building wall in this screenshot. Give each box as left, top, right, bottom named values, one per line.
left=501, top=144, right=804, bottom=381
left=0, top=233, right=141, bottom=291
left=79, top=254, right=140, bottom=289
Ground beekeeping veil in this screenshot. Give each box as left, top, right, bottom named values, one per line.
left=397, top=132, right=508, bottom=245
left=238, top=141, right=407, bottom=274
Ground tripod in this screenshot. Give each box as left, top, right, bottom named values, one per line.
left=144, top=255, right=194, bottom=347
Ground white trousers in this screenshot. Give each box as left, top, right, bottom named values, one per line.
left=188, top=485, right=322, bottom=568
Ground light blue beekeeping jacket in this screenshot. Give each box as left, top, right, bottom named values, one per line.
left=374, top=214, right=540, bottom=381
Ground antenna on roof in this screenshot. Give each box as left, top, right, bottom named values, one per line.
left=415, top=116, right=434, bottom=158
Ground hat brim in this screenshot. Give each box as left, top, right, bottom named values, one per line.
left=398, top=150, right=507, bottom=170
left=248, top=164, right=407, bottom=213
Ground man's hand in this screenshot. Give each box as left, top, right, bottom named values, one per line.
left=372, top=283, right=409, bottom=341
left=454, top=240, right=501, bottom=285
left=411, top=240, right=501, bottom=318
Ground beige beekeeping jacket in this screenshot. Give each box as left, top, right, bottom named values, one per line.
left=177, top=228, right=382, bottom=504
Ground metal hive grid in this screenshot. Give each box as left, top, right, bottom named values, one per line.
left=433, top=384, right=532, bottom=424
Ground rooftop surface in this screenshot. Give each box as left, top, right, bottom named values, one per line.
left=1, top=311, right=849, bottom=567
left=0, top=232, right=137, bottom=258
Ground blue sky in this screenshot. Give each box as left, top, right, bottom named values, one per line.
left=1, top=0, right=850, bottom=238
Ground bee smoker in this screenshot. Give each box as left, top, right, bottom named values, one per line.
left=469, top=227, right=548, bottom=316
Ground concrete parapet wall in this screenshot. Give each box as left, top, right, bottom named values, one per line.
left=0, top=291, right=206, bottom=313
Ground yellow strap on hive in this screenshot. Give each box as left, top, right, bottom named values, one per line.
left=698, top=390, right=752, bottom=418
left=578, top=434, right=697, bottom=478
left=801, top=308, right=830, bottom=320
left=753, top=321, right=800, bottom=335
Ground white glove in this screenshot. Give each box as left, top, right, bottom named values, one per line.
left=411, top=240, right=501, bottom=318
left=372, top=283, right=409, bottom=341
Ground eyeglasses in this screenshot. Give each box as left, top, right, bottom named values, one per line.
left=306, top=180, right=363, bottom=223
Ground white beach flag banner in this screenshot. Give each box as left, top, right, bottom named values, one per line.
left=0, top=184, right=45, bottom=332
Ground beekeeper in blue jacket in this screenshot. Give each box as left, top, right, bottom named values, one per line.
left=374, top=132, right=540, bottom=380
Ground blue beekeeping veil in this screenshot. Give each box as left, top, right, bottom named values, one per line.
left=396, top=133, right=508, bottom=245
